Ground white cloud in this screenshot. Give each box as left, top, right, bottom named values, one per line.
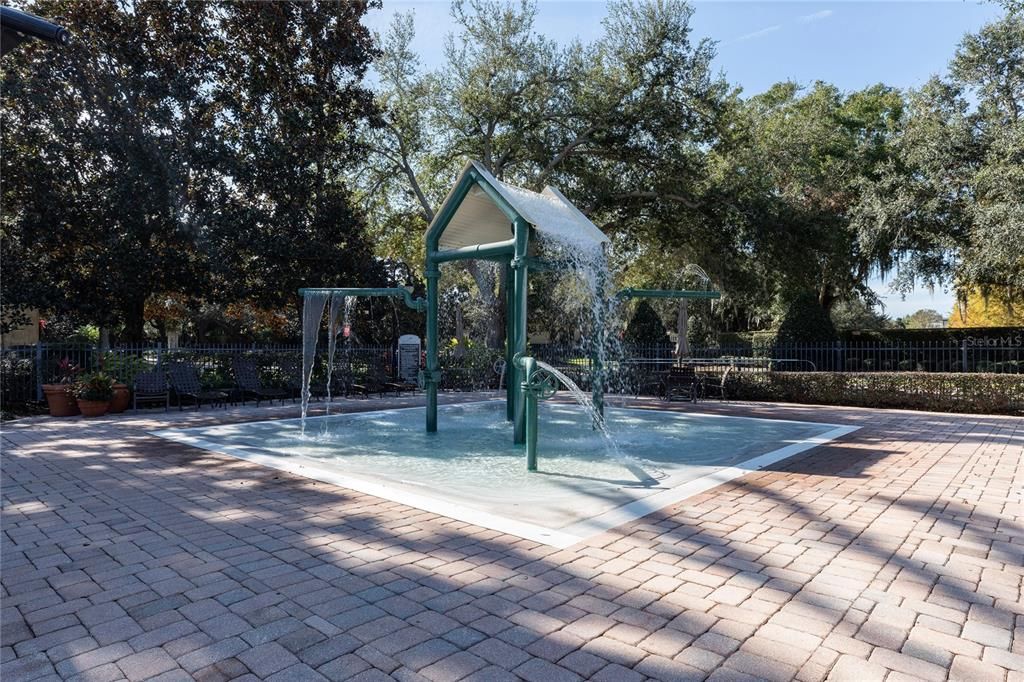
left=734, top=24, right=783, bottom=43
left=798, top=10, right=834, bottom=24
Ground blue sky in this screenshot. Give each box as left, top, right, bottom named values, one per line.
left=362, top=1, right=1005, bottom=318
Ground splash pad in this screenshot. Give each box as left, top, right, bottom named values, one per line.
left=300, top=161, right=721, bottom=470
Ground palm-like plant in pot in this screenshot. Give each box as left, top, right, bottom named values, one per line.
left=71, top=372, right=115, bottom=417
left=42, top=357, right=81, bottom=417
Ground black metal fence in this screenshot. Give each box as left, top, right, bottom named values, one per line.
left=3, top=338, right=1021, bottom=408
left=532, top=340, right=1024, bottom=374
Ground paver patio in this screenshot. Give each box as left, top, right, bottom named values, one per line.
left=2, top=395, right=1022, bottom=681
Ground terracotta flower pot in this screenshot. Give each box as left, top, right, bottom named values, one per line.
left=43, top=384, right=80, bottom=417
left=77, top=399, right=110, bottom=418
left=108, top=383, right=130, bottom=414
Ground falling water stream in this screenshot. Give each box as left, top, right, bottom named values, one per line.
left=301, top=292, right=329, bottom=436
left=324, top=294, right=345, bottom=427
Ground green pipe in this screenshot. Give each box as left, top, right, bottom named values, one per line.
left=424, top=267, right=439, bottom=432
left=429, top=238, right=515, bottom=264
left=592, top=268, right=606, bottom=419
left=298, top=287, right=427, bottom=312
left=516, top=355, right=539, bottom=471
left=505, top=262, right=515, bottom=422
left=511, top=217, right=530, bottom=445
left=616, top=288, right=721, bottom=300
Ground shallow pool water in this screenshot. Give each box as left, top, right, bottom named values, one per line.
left=155, top=401, right=854, bottom=546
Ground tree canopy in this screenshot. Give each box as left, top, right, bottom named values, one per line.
left=2, top=0, right=1020, bottom=344
left=854, top=14, right=1024, bottom=301
left=2, top=0, right=387, bottom=340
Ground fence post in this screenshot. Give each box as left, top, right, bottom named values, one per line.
left=35, top=342, right=44, bottom=402
left=961, top=339, right=968, bottom=373
left=156, top=342, right=163, bottom=368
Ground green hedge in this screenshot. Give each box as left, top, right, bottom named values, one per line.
left=727, top=371, right=1024, bottom=415
left=720, top=326, right=1024, bottom=346
left=841, top=327, right=1024, bottom=344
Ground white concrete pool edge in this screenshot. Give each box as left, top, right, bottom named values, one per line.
left=151, top=407, right=859, bottom=549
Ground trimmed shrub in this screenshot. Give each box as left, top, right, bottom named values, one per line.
left=727, top=371, right=1024, bottom=415
left=841, top=326, right=1024, bottom=344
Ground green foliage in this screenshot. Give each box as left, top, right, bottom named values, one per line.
left=361, top=0, right=725, bottom=344
left=71, top=372, right=115, bottom=402
left=1, top=0, right=383, bottom=341
left=712, top=82, right=905, bottom=316
left=840, top=326, right=1024, bottom=344
left=854, top=14, right=1024, bottom=299
left=728, top=371, right=1024, bottom=415
left=774, top=294, right=838, bottom=343
left=830, top=298, right=894, bottom=332
left=899, top=309, right=946, bottom=329
left=99, top=353, right=150, bottom=386
left=624, top=301, right=670, bottom=344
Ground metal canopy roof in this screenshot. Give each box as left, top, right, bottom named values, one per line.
left=432, top=161, right=608, bottom=251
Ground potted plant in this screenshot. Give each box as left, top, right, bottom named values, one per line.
left=101, top=353, right=143, bottom=414
left=42, top=357, right=81, bottom=417
left=71, top=372, right=115, bottom=417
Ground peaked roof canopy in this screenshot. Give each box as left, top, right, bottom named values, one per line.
left=429, top=161, right=608, bottom=251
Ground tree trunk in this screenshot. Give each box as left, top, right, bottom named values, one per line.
left=454, top=306, right=466, bottom=360
left=465, top=260, right=504, bottom=349
left=121, top=295, right=147, bottom=342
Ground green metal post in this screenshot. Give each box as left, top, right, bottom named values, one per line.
left=425, top=263, right=440, bottom=432
left=592, top=264, right=606, bottom=419
left=520, top=356, right=539, bottom=470
left=505, top=262, right=515, bottom=422
left=511, top=217, right=530, bottom=445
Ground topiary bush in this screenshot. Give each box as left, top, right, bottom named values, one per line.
left=727, top=371, right=1024, bottom=415
left=624, top=301, right=670, bottom=345
left=774, top=293, right=837, bottom=343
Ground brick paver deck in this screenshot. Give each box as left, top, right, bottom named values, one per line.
left=2, top=397, right=1022, bottom=681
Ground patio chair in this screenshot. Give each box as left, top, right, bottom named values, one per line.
left=167, top=363, right=228, bottom=410
left=383, top=371, right=419, bottom=396
left=699, top=365, right=733, bottom=401
left=350, top=367, right=387, bottom=398
left=132, top=370, right=169, bottom=412
left=232, top=357, right=289, bottom=406
left=662, top=365, right=700, bottom=402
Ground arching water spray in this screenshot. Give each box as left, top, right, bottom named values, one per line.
left=534, top=360, right=664, bottom=481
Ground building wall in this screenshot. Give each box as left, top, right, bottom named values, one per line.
left=1, top=309, right=40, bottom=347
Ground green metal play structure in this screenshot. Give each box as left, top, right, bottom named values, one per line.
left=300, top=161, right=719, bottom=471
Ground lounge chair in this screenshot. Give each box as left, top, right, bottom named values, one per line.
left=133, top=370, right=169, bottom=411
left=167, top=363, right=228, bottom=410
left=232, top=357, right=289, bottom=406
left=279, top=358, right=315, bottom=402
